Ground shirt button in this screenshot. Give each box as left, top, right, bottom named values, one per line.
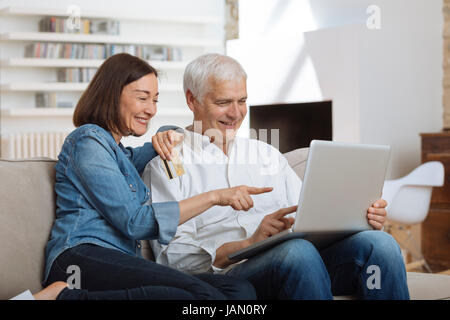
left=129, top=184, right=133, bottom=188
left=137, top=242, right=141, bottom=248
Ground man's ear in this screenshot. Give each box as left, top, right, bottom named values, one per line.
left=186, top=90, right=197, bottom=112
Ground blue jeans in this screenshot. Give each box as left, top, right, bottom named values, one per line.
left=227, top=230, right=410, bottom=300
left=45, top=243, right=256, bottom=300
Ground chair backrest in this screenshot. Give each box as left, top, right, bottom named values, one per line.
left=400, top=161, right=445, bottom=187
left=383, top=161, right=445, bottom=224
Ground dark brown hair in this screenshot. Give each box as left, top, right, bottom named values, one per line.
left=73, top=53, right=158, bottom=135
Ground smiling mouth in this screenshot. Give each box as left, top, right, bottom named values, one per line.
left=135, top=116, right=150, bottom=125
left=218, top=120, right=237, bottom=128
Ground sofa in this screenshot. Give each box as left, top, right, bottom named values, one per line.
left=1, top=148, right=450, bottom=300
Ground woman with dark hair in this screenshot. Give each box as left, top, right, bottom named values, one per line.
left=34, top=53, right=264, bottom=300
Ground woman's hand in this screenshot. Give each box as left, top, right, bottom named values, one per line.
left=179, top=186, right=273, bottom=225
left=212, top=185, right=274, bottom=211
left=367, top=198, right=388, bottom=230
left=152, top=130, right=184, bottom=160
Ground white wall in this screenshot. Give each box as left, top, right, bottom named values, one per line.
left=358, top=1, right=442, bottom=178
left=228, top=0, right=443, bottom=179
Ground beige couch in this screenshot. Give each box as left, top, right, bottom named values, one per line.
left=1, top=149, right=450, bottom=300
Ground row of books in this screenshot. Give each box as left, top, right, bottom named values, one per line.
left=39, top=16, right=120, bottom=35
left=24, top=42, right=183, bottom=61
left=35, top=92, right=73, bottom=108
left=57, top=68, right=98, bottom=83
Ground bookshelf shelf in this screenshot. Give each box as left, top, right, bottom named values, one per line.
left=1, top=108, right=75, bottom=117
left=1, top=107, right=192, bottom=118
left=0, top=6, right=221, bottom=25
left=0, top=32, right=221, bottom=47
left=1, top=82, right=181, bottom=92
left=1, top=58, right=188, bottom=70
left=1, top=82, right=88, bottom=92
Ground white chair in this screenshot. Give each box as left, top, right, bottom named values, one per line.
left=382, top=161, right=445, bottom=272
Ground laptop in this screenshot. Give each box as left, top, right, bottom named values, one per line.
left=228, top=140, right=391, bottom=261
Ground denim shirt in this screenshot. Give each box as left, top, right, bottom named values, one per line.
left=43, top=124, right=180, bottom=285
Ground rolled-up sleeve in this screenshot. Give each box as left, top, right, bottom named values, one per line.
left=151, top=202, right=180, bottom=244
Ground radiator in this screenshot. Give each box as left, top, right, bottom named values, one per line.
left=1, top=132, right=69, bottom=159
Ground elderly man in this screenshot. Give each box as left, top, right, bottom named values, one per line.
left=142, top=53, right=410, bottom=300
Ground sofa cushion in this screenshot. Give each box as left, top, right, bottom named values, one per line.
left=284, top=148, right=309, bottom=180
left=0, top=158, right=57, bottom=300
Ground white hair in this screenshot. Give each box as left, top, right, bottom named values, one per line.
left=183, top=53, right=247, bottom=101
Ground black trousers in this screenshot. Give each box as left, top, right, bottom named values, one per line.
left=45, top=243, right=256, bottom=300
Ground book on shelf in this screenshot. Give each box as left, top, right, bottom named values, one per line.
left=35, top=92, right=74, bottom=108
left=39, top=16, right=120, bottom=35
left=24, top=42, right=182, bottom=61
left=57, top=68, right=98, bottom=83
left=35, top=92, right=74, bottom=109
left=35, top=92, right=57, bottom=108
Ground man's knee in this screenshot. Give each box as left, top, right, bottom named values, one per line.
left=272, top=239, right=331, bottom=296
left=274, top=239, right=324, bottom=267
left=354, top=230, right=403, bottom=265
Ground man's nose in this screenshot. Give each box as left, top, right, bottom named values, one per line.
left=227, top=102, right=240, bottom=119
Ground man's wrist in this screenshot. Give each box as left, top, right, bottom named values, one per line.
left=214, top=238, right=252, bottom=269
left=241, top=237, right=253, bottom=248
left=208, top=190, right=219, bottom=206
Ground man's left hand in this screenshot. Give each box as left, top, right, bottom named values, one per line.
left=367, top=198, right=387, bottom=230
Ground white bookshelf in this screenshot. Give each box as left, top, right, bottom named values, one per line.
left=1, top=82, right=180, bottom=92
left=0, top=3, right=224, bottom=138
left=1, top=107, right=192, bottom=118
left=0, top=31, right=221, bottom=47
left=1, top=58, right=188, bottom=69
left=0, top=107, right=75, bottom=117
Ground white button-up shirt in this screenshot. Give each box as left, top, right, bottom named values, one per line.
left=141, top=130, right=302, bottom=274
